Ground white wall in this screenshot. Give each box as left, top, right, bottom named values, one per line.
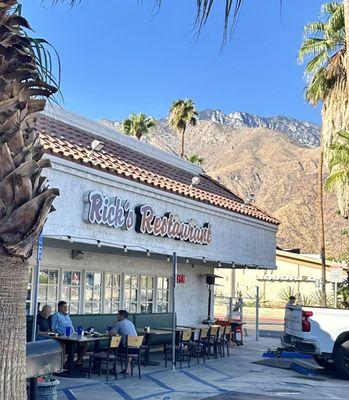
left=43, top=156, right=277, bottom=269
left=29, top=245, right=213, bottom=325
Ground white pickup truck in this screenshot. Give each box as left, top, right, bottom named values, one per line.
left=282, top=305, right=349, bottom=378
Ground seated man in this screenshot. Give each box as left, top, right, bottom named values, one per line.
left=111, top=310, right=137, bottom=374
left=111, top=309, right=137, bottom=341
left=37, top=304, right=53, bottom=337
left=51, top=301, right=74, bottom=335
left=52, top=301, right=86, bottom=367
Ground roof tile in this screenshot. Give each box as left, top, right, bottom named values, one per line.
left=37, top=115, right=279, bottom=226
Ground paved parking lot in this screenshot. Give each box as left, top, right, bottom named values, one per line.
left=56, top=338, right=349, bottom=400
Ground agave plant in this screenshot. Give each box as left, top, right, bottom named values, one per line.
left=0, top=2, right=59, bottom=399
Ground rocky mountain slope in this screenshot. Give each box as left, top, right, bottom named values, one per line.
left=101, top=111, right=345, bottom=257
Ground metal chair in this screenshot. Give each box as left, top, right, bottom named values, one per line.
left=119, top=335, right=144, bottom=379
left=190, top=327, right=209, bottom=364
left=207, top=326, right=220, bottom=359
left=164, top=330, right=192, bottom=369
left=88, top=335, right=121, bottom=381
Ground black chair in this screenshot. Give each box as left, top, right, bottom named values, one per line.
left=164, top=330, right=191, bottom=369
left=88, top=335, right=121, bottom=381
left=190, top=327, right=209, bottom=364
left=118, top=335, right=144, bottom=379
left=206, top=326, right=220, bottom=359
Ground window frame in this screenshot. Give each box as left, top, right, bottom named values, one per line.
left=84, top=270, right=103, bottom=315
left=61, top=268, right=82, bottom=314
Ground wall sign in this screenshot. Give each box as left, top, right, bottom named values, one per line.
left=176, top=274, right=186, bottom=284
left=83, top=190, right=212, bottom=245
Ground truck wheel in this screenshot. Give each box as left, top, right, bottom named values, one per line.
left=313, top=356, right=335, bottom=370
left=334, top=340, right=349, bottom=379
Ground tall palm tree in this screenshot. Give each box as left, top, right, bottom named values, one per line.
left=0, top=2, right=59, bottom=399
left=122, top=113, right=156, bottom=140
left=169, top=99, right=198, bottom=158
left=326, top=130, right=349, bottom=199
left=298, top=2, right=347, bottom=306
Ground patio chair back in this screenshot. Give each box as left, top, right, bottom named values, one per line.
left=225, top=326, right=231, bottom=335
left=110, top=336, right=121, bottom=349
left=127, top=335, right=144, bottom=348
left=181, top=330, right=192, bottom=342
left=209, top=326, right=219, bottom=337
left=200, top=327, right=209, bottom=339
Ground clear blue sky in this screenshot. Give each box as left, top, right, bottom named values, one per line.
left=25, top=0, right=325, bottom=123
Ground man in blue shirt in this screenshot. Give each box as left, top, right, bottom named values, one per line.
left=111, top=310, right=138, bottom=374
left=112, top=310, right=137, bottom=342
left=52, top=301, right=86, bottom=367
left=51, top=301, right=74, bottom=335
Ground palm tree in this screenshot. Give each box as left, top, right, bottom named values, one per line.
left=122, top=113, right=156, bottom=140
left=0, top=3, right=59, bottom=399
left=298, top=2, right=347, bottom=306
left=169, top=99, right=198, bottom=158
left=185, top=154, right=205, bottom=165
left=326, top=130, right=349, bottom=204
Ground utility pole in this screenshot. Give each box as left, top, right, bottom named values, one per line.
left=319, top=147, right=327, bottom=307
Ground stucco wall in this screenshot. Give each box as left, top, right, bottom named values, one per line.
left=42, top=156, right=277, bottom=269
left=29, top=245, right=213, bottom=326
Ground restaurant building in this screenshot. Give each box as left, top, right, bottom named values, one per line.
left=26, top=106, right=279, bottom=326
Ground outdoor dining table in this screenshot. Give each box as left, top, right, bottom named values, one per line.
left=53, top=333, right=109, bottom=377
left=137, top=328, right=173, bottom=366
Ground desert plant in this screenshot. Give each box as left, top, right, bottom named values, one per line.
left=122, top=113, right=156, bottom=140
left=0, top=3, right=59, bottom=399
left=169, top=99, right=198, bottom=158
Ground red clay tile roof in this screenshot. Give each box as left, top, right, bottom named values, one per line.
left=37, top=114, right=279, bottom=226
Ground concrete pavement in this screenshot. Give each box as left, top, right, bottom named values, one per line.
left=56, top=338, right=349, bottom=400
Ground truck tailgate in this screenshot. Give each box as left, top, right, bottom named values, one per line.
left=284, top=306, right=303, bottom=336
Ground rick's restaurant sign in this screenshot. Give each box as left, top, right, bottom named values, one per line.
left=83, top=191, right=212, bottom=245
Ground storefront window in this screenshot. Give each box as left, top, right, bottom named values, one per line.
left=62, top=270, right=81, bottom=314
left=85, top=272, right=102, bottom=314
left=124, top=275, right=138, bottom=313
left=140, top=276, right=154, bottom=313
left=26, top=266, right=33, bottom=315
left=38, top=268, right=59, bottom=311
left=104, top=273, right=121, bottom=314
left=157, top=277, right=170, bottom=313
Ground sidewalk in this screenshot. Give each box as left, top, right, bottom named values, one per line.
left=56, top=338, right=349, bottom=400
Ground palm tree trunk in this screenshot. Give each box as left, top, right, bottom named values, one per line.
left=344, top=0, right=349, bottom=92
left=319, top=147, right=327, bottom=307
left=180, top=128, right=185, bottom=158
left=0, top=255, right=28, bottom=400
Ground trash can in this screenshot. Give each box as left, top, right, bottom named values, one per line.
left=37, top=378, right=60, bottom=400
left=26, top=340, right=63, bottom=400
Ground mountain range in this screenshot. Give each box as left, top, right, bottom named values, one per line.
left=100, top=110, right=345, bottom=257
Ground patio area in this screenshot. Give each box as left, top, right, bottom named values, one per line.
left=56, top=337, right=349, bottom=400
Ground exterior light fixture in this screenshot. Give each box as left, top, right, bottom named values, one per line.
left=89, top=139, right=104, bottom=156
left=232, top=262, right=235, bottom=267
left=123, top=245, right=128, bottom=253
left=67, top=235, right=73, bottom=243
left=218, top=261, right=222, bottom=267
left=191, top=176, right=201, bottom=187
left=97, top=240, right=102, bottom=248
left=203, top=257, right=206, bottom=263
left=146, top=249, right=150, bottom=256
left=186, top=258, right=189, bottom=264
left=166, top=255, right=170, bottom=262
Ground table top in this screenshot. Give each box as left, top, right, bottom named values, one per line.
left=178, top=324, right=220, bottom=330
left=53, top=333, right=109, bottom=342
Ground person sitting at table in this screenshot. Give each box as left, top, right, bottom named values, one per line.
left=52, top=301, right=87, bottom=367
left=111, top=310, right=137, bottom=374
left=37, top=304, right=53, bottom=337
